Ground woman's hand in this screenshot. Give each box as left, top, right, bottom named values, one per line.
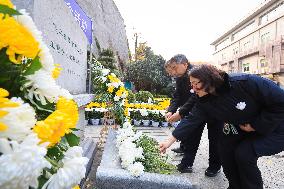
left=168, top=112, right=181, bottom=123
left=240, top=123, right=255, bottom=132
left=165, top=112, right=173, bottom=121
left=159, top=135, right=177, bottom=154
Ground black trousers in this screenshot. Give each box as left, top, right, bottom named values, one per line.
left=178, top=117, right=223, bottom=171
left=219, top=125, right=284, bottom=189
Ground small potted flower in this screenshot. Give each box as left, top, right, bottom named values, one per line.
left=90, top=110, right=104, bottom=125
left=131, top=110, right=142, bottom=126
left=140, top=109, right=150, bottom=126
left=150, top=111, right=161, bottom=127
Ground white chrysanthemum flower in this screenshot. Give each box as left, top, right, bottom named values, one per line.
left=139, top=109, right=148, bottom=117
left=128, top=162, right=144, bottom=177
left=42, top=146, right=88, bottom=189
left=101, top=76, right=107, bottom=83
left=0, top=134, right=51, bottom=189
left=101, top=69, right=110, bottom=76
left=236, top=102, right=246, bottom=110
left=114, top=95, right=120, bottom=102
left=112, top=82, right=120, bottom=88
left=122, top=121, right=132, bottom=128
left=0, top=97, right=36, bottom=141
left=24, top=70, right=72, bottom=105
left=190, top=89, right=195, bottom=93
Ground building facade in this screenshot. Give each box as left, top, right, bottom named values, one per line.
left=211, top=0, right=284, bottom=88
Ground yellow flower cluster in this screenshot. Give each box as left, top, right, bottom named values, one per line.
left=33, top=97, right=79, bottom=146
left=124, top=99, right=170, bottom=111
left=86, top=102, right=107, bottom=109
left=107, top=74, right=120, bottom=83
left=0, top=2, right=39, bottom=64
left=0, top=0, right=13, bottom=10
left=52, top=64, right=62, bottom=79
left=107, top=85, right=114, bottom=93
left=72, top=185, right=80, bottom=189
left=0, top=88, right=19, bottom=131
left=115, top=86, right=128, bottom=97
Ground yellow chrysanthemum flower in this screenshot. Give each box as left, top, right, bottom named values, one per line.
left=0, top=88, right=19, bottom=131
left=72, top=185, right=80, bottom=189
left=107, top=86, right=114, bottom=93
left=0, top=15, right=39, bottom=64
left=52, top=64, right=62, bottom=79
left=0, top=0, right=14, bottom=9
left=33, top=97, right=79, bottom=146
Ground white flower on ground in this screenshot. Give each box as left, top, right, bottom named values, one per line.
left=42, top=146, right=88, bottom=189
left=0, top=134, right=51, bottom=189
left=122, top=121, right=132, bottom=128
left=101, top=69, right=110, bottom=76
left=0, top=97, right=36, bottom=142
left=24, top=70, right=72, bottom=105
left=190, top=89, right=195, bottom=93
left=236, top=102, right=246, bottom=110
left=128, top=162, right=144, bottom=177
left=121, top=92, right=127, bottom=99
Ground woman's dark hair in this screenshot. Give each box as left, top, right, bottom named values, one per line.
left=189, top=64, right=226, bottom=93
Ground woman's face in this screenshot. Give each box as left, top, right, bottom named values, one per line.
left=189, top=76, right=208, bottom=97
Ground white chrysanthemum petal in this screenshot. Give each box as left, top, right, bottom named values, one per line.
left=0, top=134, right=51, bottom=189
left=0, top=98, right=36, bottom=141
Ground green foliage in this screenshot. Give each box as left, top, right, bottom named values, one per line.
left=149, top=112, right=164, bottom=122
left=130, top=110, right=142, bottom=120
left=127, top=90, right=136, bottom=103
left=86, top=110, right=104, bottom=119
left=0, top=5, right=21, bottom=17
left=65, top=133, right=80, bottom=147
left=125, top=46, right=172, bottom=95
left=136, top=135, right=177, bottom=174
left=135, top=90, right=154, bottom=103
left=97, top=48, right=117, bottom=71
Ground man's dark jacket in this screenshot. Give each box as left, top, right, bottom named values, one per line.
left=167, top=66, right=197, bottom=117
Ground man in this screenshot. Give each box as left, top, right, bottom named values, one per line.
left=164, top=54, right=222, bottom=177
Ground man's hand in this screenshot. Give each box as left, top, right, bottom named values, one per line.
left=159, top=135, right=177, bottom=154
left=240, top=123, right=255, bottom=132
left=165, top=112, right=173, bottom=122
left=168, top=112, right=181, bottom=123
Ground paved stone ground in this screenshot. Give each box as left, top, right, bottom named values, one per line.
left=84, top=125, right=284, bottom=189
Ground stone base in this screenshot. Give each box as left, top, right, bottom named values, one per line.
left=80, top=138, right=97, bottom=178
left=96, top=129, right=195, bottom=189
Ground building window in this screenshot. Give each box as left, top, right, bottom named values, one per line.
left=216, top=37, right=230, bottom=51
left=232, top=21, right=255, bottom=41
left=259, top=2, right=284, bottom=25
left=261, top=32, right=270, bottom=44
left=233, top=47, right=239, bottom=55
left=243, top=63, right=250, bottom=72
left=243, top=41, right=251, bottom=50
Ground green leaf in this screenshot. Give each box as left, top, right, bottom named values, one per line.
left=47, top=146, right=64, bottom=160
left=65, top=133, right=80, bottom=147
left=0, top=5, right=21, bottom=17
left=70, top=128, right=80, bottom=131
left=37, top=175, right=48, bottom=189
left=23, top=56, right=42, bottom=76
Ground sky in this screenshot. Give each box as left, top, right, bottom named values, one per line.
left=113, top=0, right=265, bottom=62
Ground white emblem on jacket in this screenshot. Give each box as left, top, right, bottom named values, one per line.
left=236, top=102, right=246, bottom=110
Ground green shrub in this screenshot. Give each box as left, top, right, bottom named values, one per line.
left=127, top=90, right=136, bottom=103
left=135, top=91, right=154, bottom=103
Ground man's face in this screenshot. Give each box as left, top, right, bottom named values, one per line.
left=166, top=62, right=188, bottom=77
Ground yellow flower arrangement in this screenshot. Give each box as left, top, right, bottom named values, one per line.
left=0, top=13, right=39, bottom=64
left=33, top=97, right=79, bottom=146
left=0, top=88, right=19, bottom=131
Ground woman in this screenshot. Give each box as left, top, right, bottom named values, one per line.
left=160, top=64, right=284, bottom=189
